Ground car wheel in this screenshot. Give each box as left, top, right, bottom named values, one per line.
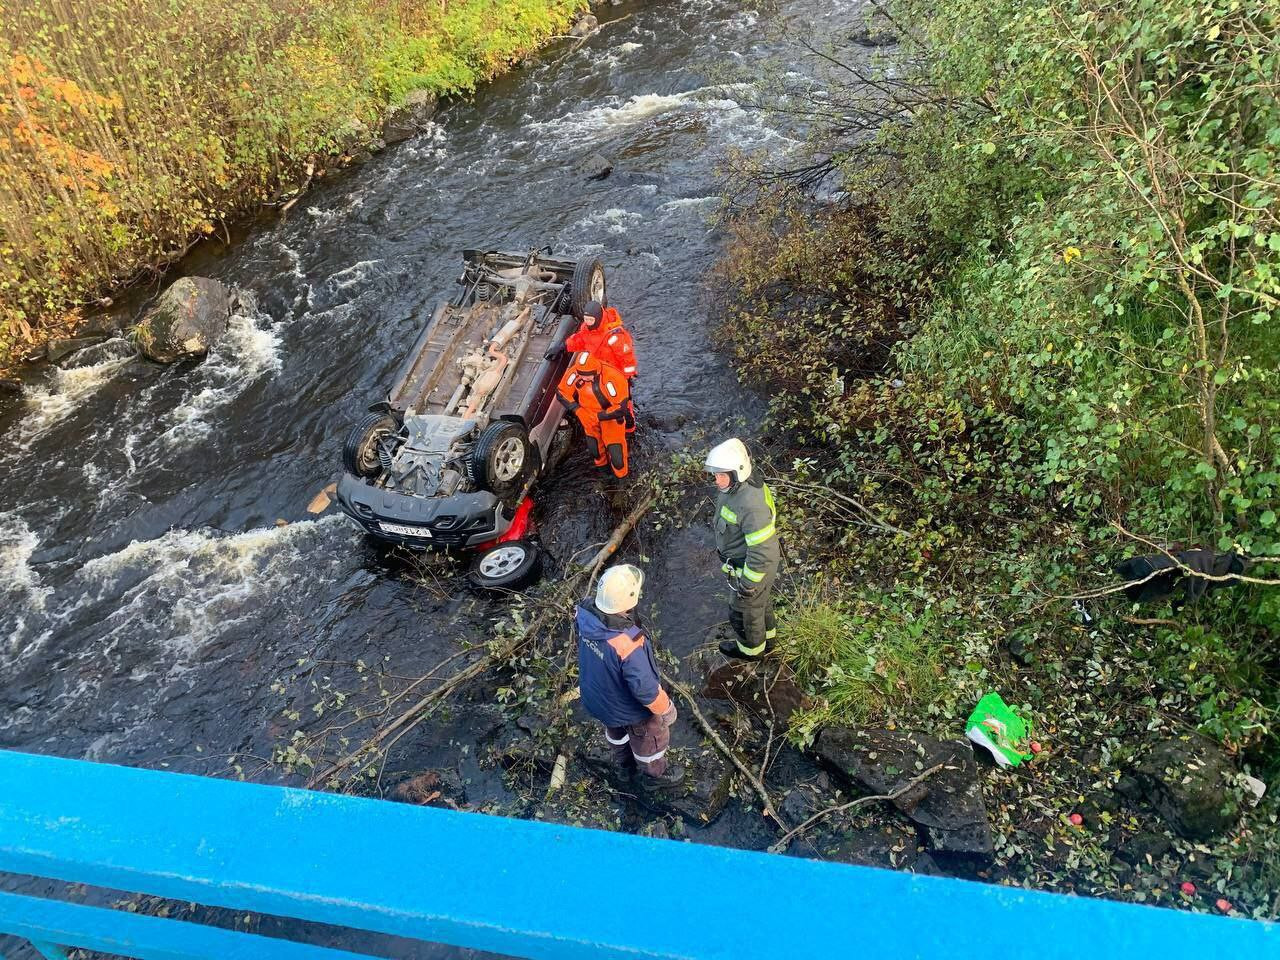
left=470, top=420, right=531, bottom=500
left=468, top=539, right=542, bottom=592
left=568, top=257, right=606, bottom=318
left=343, top=413, right=398, bottom=478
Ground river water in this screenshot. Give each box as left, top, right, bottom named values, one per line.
left=1, top=0, right=870, bottom=949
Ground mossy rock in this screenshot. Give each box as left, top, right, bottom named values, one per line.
left=135, top=277, right=232, bottom=364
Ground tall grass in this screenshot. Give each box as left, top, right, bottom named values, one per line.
left=0, top=0, right=586, bottom=365
left=780, top=584, right=948, bottom=742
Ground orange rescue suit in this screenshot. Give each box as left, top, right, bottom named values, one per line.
left=565, top=307, right=637, bottom=380
left=556, top=351, right=631, bottom=479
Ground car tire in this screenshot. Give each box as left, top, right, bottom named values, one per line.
left=568, top=257, right=606, bottom=318
left=468, top=539, right=543, bottom=593
left=469, top=420, right=532, bottom=500
left=343, top=413, right=398, bottom=478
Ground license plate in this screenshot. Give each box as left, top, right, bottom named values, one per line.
left=379, top=522, right=431, bottom=538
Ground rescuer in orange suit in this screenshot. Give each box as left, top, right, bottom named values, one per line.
left=556, top=350, right=631, bottom=479
left=551, top=300, right=638, bottom=432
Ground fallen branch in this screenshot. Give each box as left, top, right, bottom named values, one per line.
left=767, top=762, right=946, bottom=854
left=279, top=159, right=316, bottom=220
left=662, top=673, right=792, bottom=832
left=306, top=493, right=654, bottom=789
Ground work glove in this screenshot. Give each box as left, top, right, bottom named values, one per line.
left=543, top=342, right=566, bottom=360
left=660, top=703, right=678, bottom=727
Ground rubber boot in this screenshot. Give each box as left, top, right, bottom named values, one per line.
left=636, top=762, right=686, bottom=793
left=718, top=638, right=770, bottom=661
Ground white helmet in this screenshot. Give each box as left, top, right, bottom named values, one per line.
left=596, top=563, right=644, bottom=614
left=704, top=437, right=752, bottom=484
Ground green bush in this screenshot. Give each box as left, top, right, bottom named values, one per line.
left=0, top=0, right=586, bottom=364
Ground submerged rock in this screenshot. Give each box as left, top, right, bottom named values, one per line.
left=813, top=727, right=994, bottom=864
left=383, top=89, right=438, bottom=144
left=134, top=277, right=233, bottom=364
left=579, top=153, right=613, bottom=181
left=1129, top=736, right=1237, bottom=841
left=0, top=378, right=22, bottom=395
left=46, top=334, right=108, bottom=365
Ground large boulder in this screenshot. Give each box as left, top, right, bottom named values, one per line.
left=1129, top=736, right=1238, bottom=841
left=135, top=277, right=232, bottom=364
left=382, top=89, right=438, bottom=144
left=813, top=727, right=994, bottom=864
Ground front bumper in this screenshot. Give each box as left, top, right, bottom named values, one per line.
left=335, top=472, right=510, bottom=549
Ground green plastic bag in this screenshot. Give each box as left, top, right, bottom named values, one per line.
left=965, top=692, right=1034, bottom=767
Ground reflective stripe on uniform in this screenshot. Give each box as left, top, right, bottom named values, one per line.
left=742, top=564, right=765, bottom=583
left=578, top=352, right=590, bottom=365
left=765, top=628, right=777, bottom=640
left=744, top=521, right=776, bottom=546
left=737, top=638, right=767, bottom=656
left=632, top=747, right=667, bottom=764
left=605, top=381, right=617, bottom=398
left=605, top=731, right=631, bottom=746
left=719, top=505, right=738, bottom=523
left=608, top=335, right=618, bottom=345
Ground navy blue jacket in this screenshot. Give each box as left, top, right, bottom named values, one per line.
left=575, top=600, right=670, bottom=727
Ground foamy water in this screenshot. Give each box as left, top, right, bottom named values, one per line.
left=79, top=515, right=348, bottom=660
left=0, top=513, right=53, bottom=659
left=12, top=340, right=135, bottom=450
left=163, top=310, right=282, bottom=446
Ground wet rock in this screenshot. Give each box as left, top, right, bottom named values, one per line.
left=849, top=15, right=898, bottom=47
left=46, top=334, right=108, bottom=365
left=579, top=739, right=732, bottom=824
left=579, top=153, right=613, bottom=181
left=824, top=826, right=919, bottom=870
left=1112, top=830, right=1172, bottom=867
left=569, top=13, right=598, bottom=38
left=0, top=378, right=21, bottom=396
left=387, top=768, right=466, bottom=808
left=780, top=785, right=819, bottom=823
left=493, top=727, right=554, bottom=776
left=134, top=277, right=232, bottom=364
left=700, top=655, right=807, bottom=727
left=638, top=820, right=670, bottom=841
left=912, top=852, right=946, bottom=876
left=1129, top=736, right=1237, bottom=840
left=383, top=89, right=438, bottom=145
left=813, top=727, right=994, bottom=865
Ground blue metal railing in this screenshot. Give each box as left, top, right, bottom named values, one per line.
left=0, top=749, right=1275, bottom=959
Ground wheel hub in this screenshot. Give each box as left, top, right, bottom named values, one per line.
left=492, top=436, right=525, bottom=482
left=479, top=545, right=526, bottom=578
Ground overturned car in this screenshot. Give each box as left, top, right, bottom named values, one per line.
left=336, top=249, right=606, bottom=589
